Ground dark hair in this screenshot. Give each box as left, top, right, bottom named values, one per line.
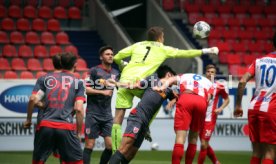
left=205, top=64, right=216, bottom=72
left=99, top=45, right=113, bottom=56
left=147, top=26, right=164, bottom=41
left=157, top=65, right=176, bottom=78
left=60, top=52, right=77, bottom=70
left=52, top=54, right=62, bottom=70
left=273, top=32, right=276, bottom=49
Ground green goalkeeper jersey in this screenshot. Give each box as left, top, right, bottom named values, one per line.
left=114, top=41, right=202, bottom=83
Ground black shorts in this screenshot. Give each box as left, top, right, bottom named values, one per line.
left=123, top=114, right=146, bottom=148
left=85, top=114, right=112, bottom=139
left=32, top=127, right=82, bottom=163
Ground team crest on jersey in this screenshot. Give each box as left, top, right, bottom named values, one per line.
left=111, top=74, right=116, bottom=80
left=85, top=128, right=91, bottom=134
left=205, top=130, right=212, bottom=137
left=133, top=127, right=139, bottom=133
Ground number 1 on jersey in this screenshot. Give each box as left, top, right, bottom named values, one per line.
left=142, top=46, right=151, bottom=62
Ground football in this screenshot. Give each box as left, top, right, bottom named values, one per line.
left=193, top=21, right=211, bottom=39
left=151, top=142, right=159, bottom=151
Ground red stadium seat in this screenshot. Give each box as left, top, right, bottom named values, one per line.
left=43, top=58, right=54, bottom=71
left=36, top=71, right=47, bottom=78
left=11, top=58, right=27, bottom=71
left=8, top=5, right=21, bottom=18
left=201, top=5, right=216, bottom=13
left=259, top=19, right=274, bottom=27
left=264, top=6, right=276, bottom=15
left=42, top=0, right=55, bottom=7
left=211, top=17, right=227, bottom=26
left=34, top=45, right=49, bottom=58
left=23, top=5, right=36, bottom=19
left=1, top=18, right=15, bottom=31
left=263, top=42, right=273, bottom=53
left=0, top=58, right=11, bottom=70
left=17, top=18, right=31, bottom=31
left=65, top=45, right=78, bottom=56
left=217, top=6, right=231, bottom=14
left=32, top=18, right=46, bottom=31
left=20, top=71, right=34, bottom=79
left=10, top=31, right=25, bottom=44
left=53, top=6, right=67, bottom=19
left=68, top=7, right=81, bottom=19
left=3, top=45, right=17, bottom=57
left=232, top=42, right=248, bottom=53
left=188, top=12, right=204, bottom=24
left=26, top=31, right=40, bottom=44
left=243, top=54, right=257, bottom=65
left=216, top=42, right=231, bottom=53
left=226, top=54, right=242, bottom=65
left=239, top=31, right=253, bottom=40
left=26, top=0, right=38, bottom=7
left=58, top=0, right=71, bottom=7
left=76, top=58, right=89, bottom=71
left=49, top=45, right=63, bottom=57
left=41, top=31, right=55, bottom=44
left=10, top=0, right=22, bottom=6
left=4, top=71, right=18, bottom=79
left=223, top=30, right=238, bottom=40
left=248, top=6, right=264, bottom=15
left=183, top=4, right=200, bottom=13
left=162, top=0, right=174, bottom=11
left=232, top=6, right=248, bottom=14
left=73, top=72, right=81, bottom=79
left=0, top=5, right=6, bottom=18
left=243, top=18, right=259, bottom=27
left=38, top=6, right=52, bottom=19
left=47, top=19, right=61, bottom=32
left=18, top=45, right=33, bottom=58
left=254, top=31, right=270, bottom=40
left=73, top=0, right=85, bottom=8
left=56, top=32, right=70, bottom=45
left=0, top=31, right=9, bottom=44
left=228, top=18, right=243, bottom=27
left=247, top=42, right=263, bottom=53
left=27, top=58, right=43, bottom=71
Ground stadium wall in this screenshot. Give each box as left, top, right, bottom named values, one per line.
left=0, top=80, right=254, bottom=151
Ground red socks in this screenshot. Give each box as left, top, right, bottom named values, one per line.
left=198, top=148, right=207, bottom=164
left=172, top=144, right=184, bottom=164
left=207, top=146, right=218, bottom=164
left=262, top=159, right=273, bottom=164
left=185, top=143, right=197, bottom=164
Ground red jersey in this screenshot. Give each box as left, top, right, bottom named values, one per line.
left=205, top=81, right=228, bottom=122
left=247, top=52, right=276, bottom=113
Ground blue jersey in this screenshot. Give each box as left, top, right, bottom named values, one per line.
left=86, top=65, right=120, bottom=120
left=39, top=71, right=86, bottom=130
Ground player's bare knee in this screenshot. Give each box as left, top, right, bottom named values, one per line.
left=200, top=140, right=208, bottom=149
left=114, top=109, right=126, bottom=124
left=104, top=138, right=112, bottom=149
left=85, top=139, right=95, bottom=149
left=188, top=131, right=198, bottom=144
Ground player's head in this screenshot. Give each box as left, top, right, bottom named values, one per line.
left=157, top=65, right=176, bottom=79
left=60, top=52, right=77, bottom=71
left=273, top=32, right=276, bottom=49
left=52, top=54, right=62, bottom=71
left=205, top=64, right=216, bottom=80
left=99, top=45, right=114, bottom=65
left=147, top=26, right=164, bottom=43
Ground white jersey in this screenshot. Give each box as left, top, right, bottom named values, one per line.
left=248, top=52, right=276, bottom=113
left=177, top=73, right=214, bottom=101
left=205, top=81, right=228, bottom=122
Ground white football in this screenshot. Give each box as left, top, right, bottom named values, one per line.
left=151, top=142, right=159, bottom=151
left=193, top=21, right=211, bottom=39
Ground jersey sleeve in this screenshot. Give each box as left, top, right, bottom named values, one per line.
left=75, top=80, right=86, bottom=103
left=218, top=85, right=229, bottom=99
left=164, top=46, right=202, bottom=58
left=247, top=60, right=256, bottom=76
left=114, top=44, right=136, bottom=65
left=32, top=76, right=44, bottom=94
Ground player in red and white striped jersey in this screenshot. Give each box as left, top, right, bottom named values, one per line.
left=154, top=73, right=214, bottom=164
left=198, top=65, right=229, bottom=164
left=234, top=32, right=276, bottom=164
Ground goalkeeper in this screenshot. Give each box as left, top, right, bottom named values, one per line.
left=112, top=26, right=219, bottom=152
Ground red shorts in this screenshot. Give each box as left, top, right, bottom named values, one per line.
left=248, top=110, right=276, bottom=144
left=174, top=93, right=207, bottom=132
left=200, top=121, right=216, bottom=141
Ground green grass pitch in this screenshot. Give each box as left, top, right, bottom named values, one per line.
left=0, top=151, right=250, bottom=164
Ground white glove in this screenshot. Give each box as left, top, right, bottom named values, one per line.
left=120, top=60, right=128, bottom=69
left=202, top=47, right=219, bottom=55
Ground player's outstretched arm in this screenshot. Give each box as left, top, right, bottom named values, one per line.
left=74, top=100, right=84, bottom=140
left=234, top=72, right=253, bottom=117
left=86, top=86, right=113, bottom=96
left=114, top=45, right=133, bottom=70
left=166, top=46, right=219, bottom=58
left=153, top=76, right=178, bottom=92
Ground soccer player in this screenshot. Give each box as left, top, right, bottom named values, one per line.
left=24, top=54, right=63, bottom=160
left=154, top=73, right=214, bottom=164
left=198, top=64, right=229, bottom=164
left=31, top=52, right=86, bottom=164
left=112, top=26, right=219, bottom=151
left=109, top=65, right=177, bottom=163
left=83, top=46, right=120, bottom=164
left=234, top=33, right=276, bottom=164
